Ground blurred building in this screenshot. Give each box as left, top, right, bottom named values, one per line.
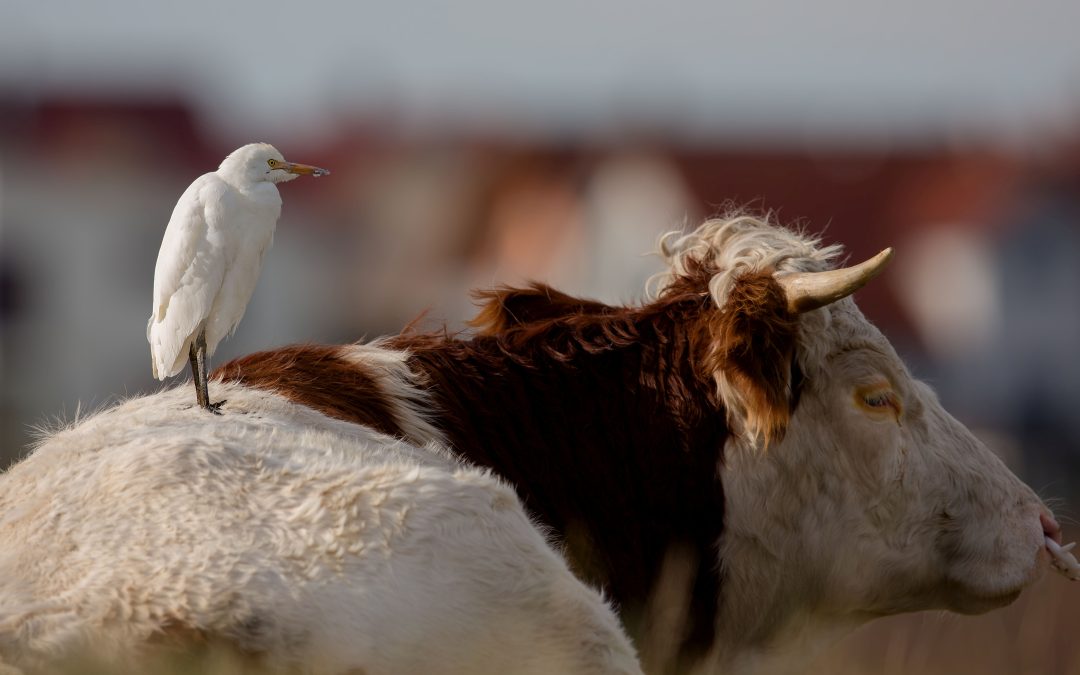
left=1, top=91, right=1079, bottom=509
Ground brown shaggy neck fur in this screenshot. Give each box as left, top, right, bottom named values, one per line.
left=468, top=282, right=622, bottom=332
left=388, top=290, right=729, bottom=660
left=216, top=274, right=802, bottom=668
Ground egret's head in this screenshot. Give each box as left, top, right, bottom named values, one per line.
left=219, top=143, right=330, bottom=186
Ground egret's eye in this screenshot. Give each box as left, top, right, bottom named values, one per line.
left=267, top=159, right=278, bottom=168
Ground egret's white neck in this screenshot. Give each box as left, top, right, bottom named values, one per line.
left=216, top=163, right=267, bottom=190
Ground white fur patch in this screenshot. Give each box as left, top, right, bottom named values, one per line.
left=338, top=340, right=448, bottom=447
left=0, top=384, right=640, bottom=674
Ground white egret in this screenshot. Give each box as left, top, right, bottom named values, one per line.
left=147, top=143, right=329, bottom=413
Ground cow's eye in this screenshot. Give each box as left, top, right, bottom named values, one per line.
left=864, top=392, right=892, bottom=408
left=856, top=386, right=901, bottom=417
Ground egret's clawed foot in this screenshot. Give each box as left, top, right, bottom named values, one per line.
left=206, top=400, right=227, bottom=415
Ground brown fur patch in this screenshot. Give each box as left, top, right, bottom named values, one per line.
left=213, top=345, right=404, bottom=438
left=469, top=282, right=618, bottom=335
left=385, top=294, right=729, bottom=665
left=707, top=272, right=799, bottom=444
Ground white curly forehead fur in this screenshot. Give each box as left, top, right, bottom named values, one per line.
left=648, top=215, right=891, bottom=440
left=649, top=215, right=843, bottom=303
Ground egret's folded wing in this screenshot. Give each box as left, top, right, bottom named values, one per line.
left=203, top=239, right=271, bottom=356
left=147, top=175, right=228, bottom=379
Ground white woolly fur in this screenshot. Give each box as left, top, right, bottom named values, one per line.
left=649, top=215, right=843, bottom=307
left=0, top=384, right=641, bottom=675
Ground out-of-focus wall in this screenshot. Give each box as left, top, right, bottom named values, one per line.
left=1, top=0, right=1079, bottom=498
left=4, top=0, right=1075, bottom=481
left=4, top=97, right=1080, bottom=494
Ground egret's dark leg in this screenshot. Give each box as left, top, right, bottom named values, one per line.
left=189, top=341, right=207, bottom=409
left=195, top=330, right=226, bottom=414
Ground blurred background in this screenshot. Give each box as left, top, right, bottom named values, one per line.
left=2, top=0, right=1080, bottom=671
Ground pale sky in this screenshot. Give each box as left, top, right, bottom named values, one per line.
left=2, top=0, right=1079, bottom=145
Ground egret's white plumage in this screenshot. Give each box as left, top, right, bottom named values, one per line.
left=147, top=142, right=328, bottom=411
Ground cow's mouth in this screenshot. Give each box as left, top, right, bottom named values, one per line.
left=1039, top=511, right=1079, bottom=580
left=1046, top=538, right=1080, bottom=580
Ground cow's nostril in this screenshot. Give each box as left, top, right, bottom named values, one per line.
left=1041, top=511, right=1063, bottom=544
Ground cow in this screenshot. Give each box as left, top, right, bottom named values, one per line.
left=0, top=384, right=642, bottom=675
left=217, top=216, right=1070, bottom=673
left=0, top=215, right=1068, bottom=674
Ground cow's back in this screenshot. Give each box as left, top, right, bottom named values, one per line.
left=0, top=384, right=641, bottom=675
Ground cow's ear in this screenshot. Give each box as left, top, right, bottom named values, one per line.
left=707, top=272, right=799, bottom=445
left=470, top=283, right=614, bottom=335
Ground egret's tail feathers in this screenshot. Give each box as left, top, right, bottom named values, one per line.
left=147, top=318, right=194, bottom=380
left=147, top=316, right=163, bottom=380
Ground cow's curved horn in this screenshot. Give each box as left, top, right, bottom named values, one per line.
left=776, top=248, right=893, bottom=314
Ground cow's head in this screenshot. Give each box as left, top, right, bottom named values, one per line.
left=653, top=217, right=1062, bottom=666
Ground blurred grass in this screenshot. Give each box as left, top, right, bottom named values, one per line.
left=12, top=551, right=1080, bottom=674
left=809, top=573, right=1080, bottom=675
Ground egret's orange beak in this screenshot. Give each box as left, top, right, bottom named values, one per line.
left=283, top=162, right=330, bottom=178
